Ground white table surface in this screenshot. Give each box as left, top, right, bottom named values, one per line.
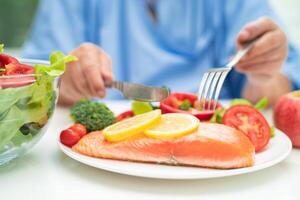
left=1, top=101, right=300, bottom=200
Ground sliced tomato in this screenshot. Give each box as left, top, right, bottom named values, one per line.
left=222, top=105, right=270, bottom=152
left=116, top=110, right=134, bottom=122
left=160, top=93, right=222, bottom=121
left=0, top=63, right=35, bottom=88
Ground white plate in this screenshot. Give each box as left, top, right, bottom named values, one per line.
left=59, top=128, right=292, bottom=180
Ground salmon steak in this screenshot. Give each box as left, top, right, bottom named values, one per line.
left=72, top=123, right=255, bottom=169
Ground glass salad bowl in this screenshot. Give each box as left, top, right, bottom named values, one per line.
left=0, top=59, right=59, bottom=165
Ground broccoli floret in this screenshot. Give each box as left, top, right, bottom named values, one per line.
left=179, top=100, right=192, bottom=111
left=70, top=99, right=116, bottom=132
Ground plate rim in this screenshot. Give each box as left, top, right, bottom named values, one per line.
left=58, top=129, right=292, bottom=180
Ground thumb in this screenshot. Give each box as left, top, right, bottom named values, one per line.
left=236, top=17, right=276, bottom=49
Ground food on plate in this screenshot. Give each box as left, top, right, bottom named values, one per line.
left=103, top=110, right=161, bottom=142
left=160, top=92, right=222, bottom=120
left=70, top=99, right=116, bottom=132
left=60, top=124, right=87, bottom=147
left=0, top=45, right=76, bottom=152
left=61, top=95, right=274, bottom=169
left=223, top=105, right=271, bottom=152
left=144, top=113, right=199, bottom=139
left=73, top=123, right=255, bottom=169
left=274, top=91, right=300, bottom=147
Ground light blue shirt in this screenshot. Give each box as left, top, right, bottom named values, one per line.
left=23, top=0, right=300, bottom=99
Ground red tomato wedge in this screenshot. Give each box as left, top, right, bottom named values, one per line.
left=222, top=105, right=270, bottom=152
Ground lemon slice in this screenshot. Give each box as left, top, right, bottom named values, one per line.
left=144, top=113, right=199, bottom=139
left=104, top=110, right=161, bottom=142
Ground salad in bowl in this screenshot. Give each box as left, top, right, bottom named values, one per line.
left=0, top=44, right=76, bottom=165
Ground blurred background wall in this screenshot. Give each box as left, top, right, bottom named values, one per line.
left=0, top=0, right=299, bottom=55
left=0, top=0, right=38, bottom=49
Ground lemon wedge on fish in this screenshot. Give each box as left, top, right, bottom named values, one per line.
left=104, top=110, right=161, bottom=142
left=144, top=113, right=199, bottom=139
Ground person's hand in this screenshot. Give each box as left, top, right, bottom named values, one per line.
left=59, top=43, right=113, bottom=105
left=236, top=17, right=288, bottom=85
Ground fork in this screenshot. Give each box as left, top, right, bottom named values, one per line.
left=197, top=41, right=255, bottom=111
left=105, top=80, right=170, bottom=102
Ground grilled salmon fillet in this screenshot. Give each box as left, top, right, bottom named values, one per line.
left=72, top=123, right=255, bottom=169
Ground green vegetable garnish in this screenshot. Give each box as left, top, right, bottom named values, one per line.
left=0, top=44, right=4, bottom=53
left=70, top=99, right=116, bottom=132
left=210, top=108, right=226, bottom=124
left=179, top=100, right=192, bottom=111
left=270, top=126, right=275, bottom=138
left=0, top=51, right=75, bottom=151
left=230, top=98, right=252, bottom=106
left=132, top=101, right=153, bottom=115
left=254, top=97, right=269, bottom=110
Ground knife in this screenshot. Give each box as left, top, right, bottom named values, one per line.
left=105, top=80, right=170, bottom=102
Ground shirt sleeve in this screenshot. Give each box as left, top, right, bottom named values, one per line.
left=22, top=0, right=88, bottom=59
left=217, top=0, right=300, bottom=98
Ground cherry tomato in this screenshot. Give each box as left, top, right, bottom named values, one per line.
left=160, top=93, right=222, bottom=121
left=69, top=123, right=87, bottom=137
left=60, top=129, right=81, bottom=147
left=222, top=105, right=271, bottom=152
left=116, top=110, right=134, bottom=122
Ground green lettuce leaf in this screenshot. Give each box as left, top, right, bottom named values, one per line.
left=11, top=131, right=33, bottom=146
left=0, top=106, right=25, bottom=148
left=35, top=51, right=77, bottom=77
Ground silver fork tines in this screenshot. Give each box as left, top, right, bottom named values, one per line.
left=197, top=68, right=229, bottom=111
left=197, top=39, right=256, bottom=111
